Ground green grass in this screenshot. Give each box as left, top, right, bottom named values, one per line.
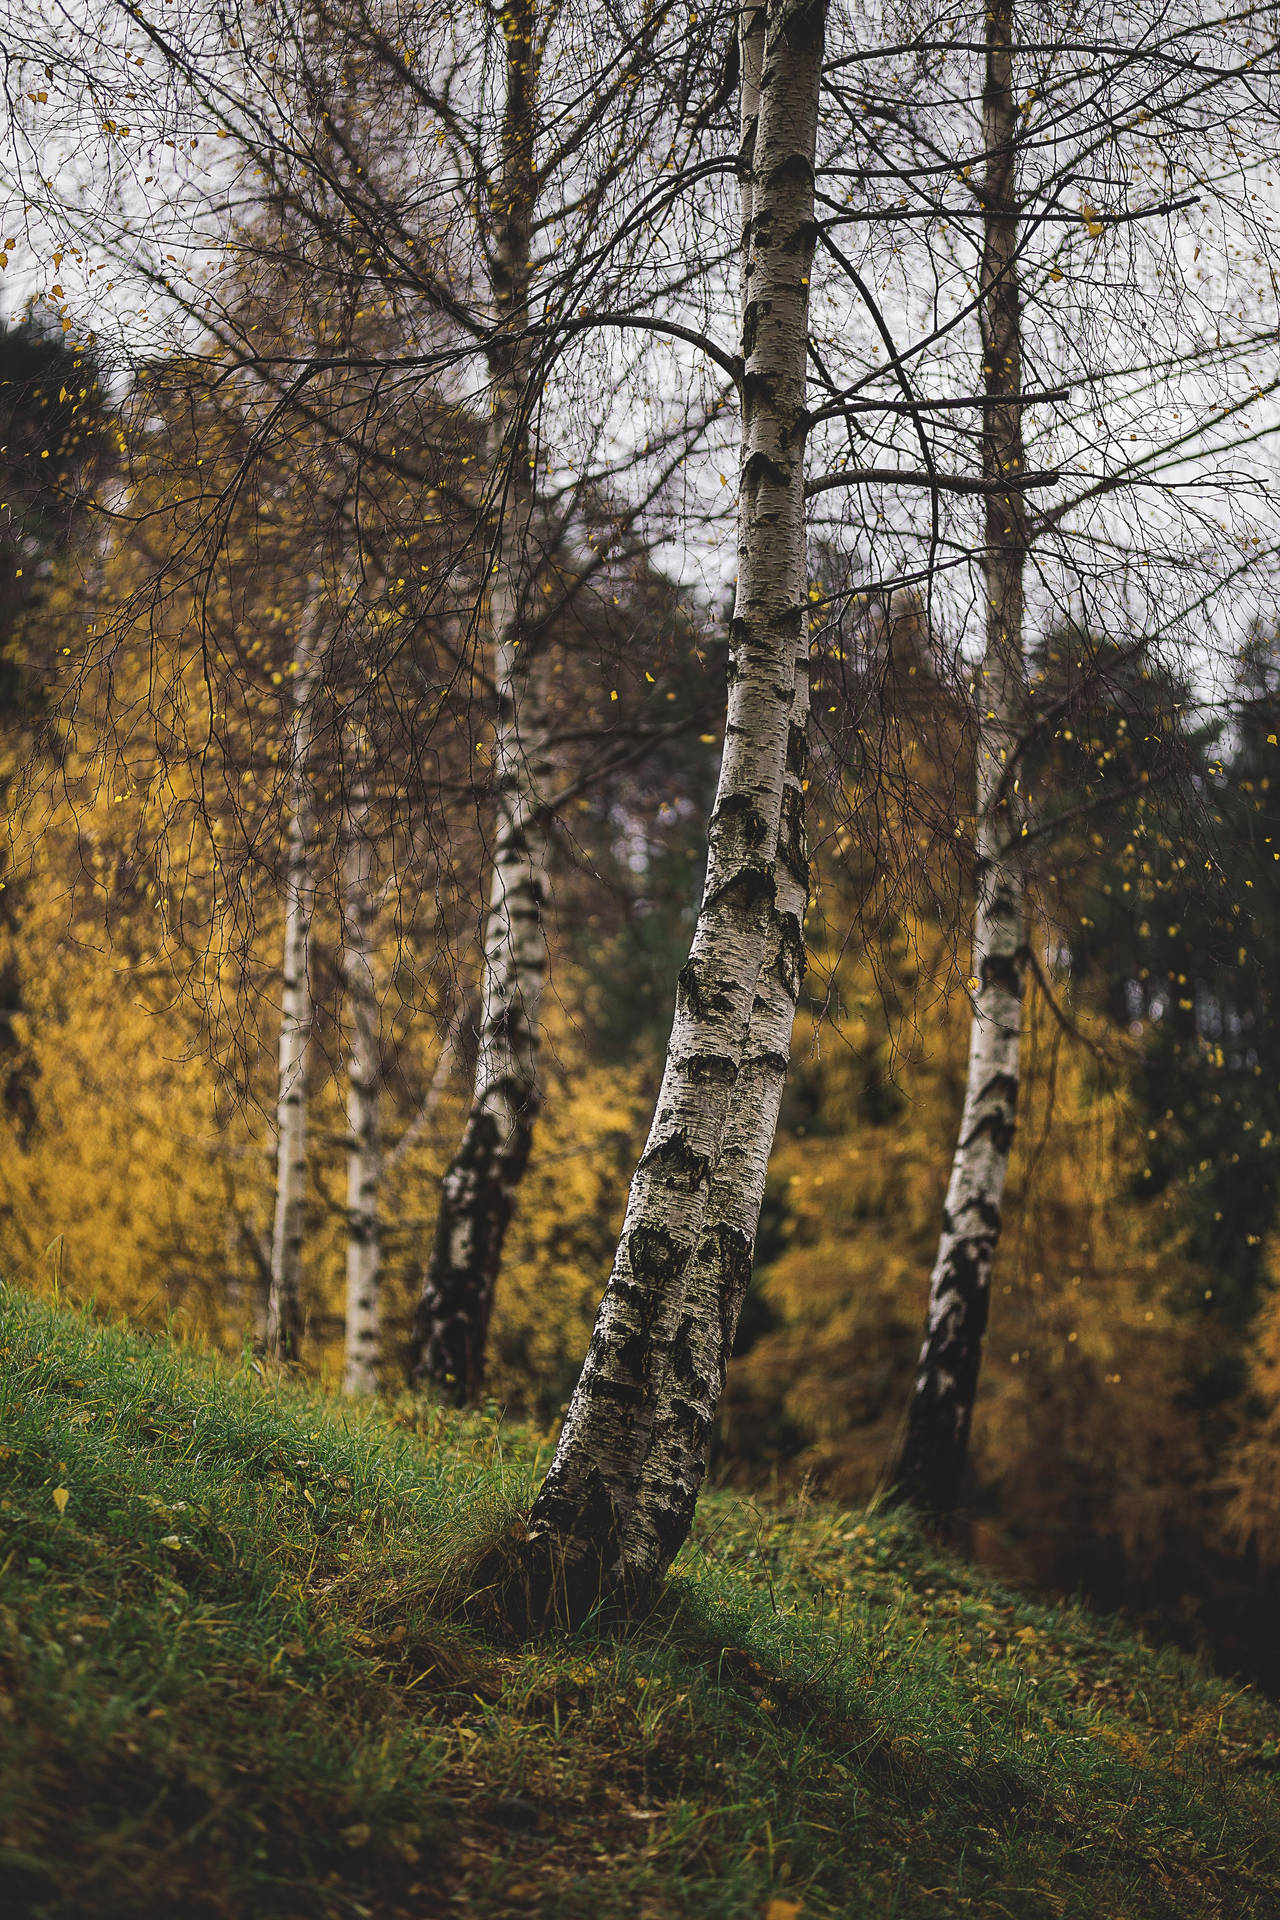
left=2, top=1290, right=1279, bottom=1919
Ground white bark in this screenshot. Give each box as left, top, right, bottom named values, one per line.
left=265, top=610, right=322, bottom=1361
left=341, top=725, right=382, bottom=1396
left=623, top=618, right=811, bottom=1584
left=410, top=0, right=552, bottom=1402
left=896, top=0, right=1029, bottom=1514
left=616, top=16, right=810, bottom=1580
left=524, top=0, right=827, bottom=1608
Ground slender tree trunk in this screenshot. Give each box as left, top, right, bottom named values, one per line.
left=265, top=611, right=321, bottom=1362
left=518, top=0, right=827, bottom=1618
left=341, top=724, right=382, bottom=1395
left=619, top=21, right=809, bottom=1582
left=893, top=0, right=1029, bottom=1516
left=409, top=0, right=552, bottom=1405
left=624, top=625, right=810, bottom=1584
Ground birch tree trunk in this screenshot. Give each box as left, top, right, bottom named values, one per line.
left=519, top=0, right=827, bottom=1617
left=341, top=722, right=382, bottom=1395
left=408, top=0, right=552, bottom=1405
left=893, top=0, right=1030, bottom=1516
left=265, top=612, right=321, bottom=1362
left=623, top=626, right=810, bottom=1586
left=618, top=20, right=809, bottom=1584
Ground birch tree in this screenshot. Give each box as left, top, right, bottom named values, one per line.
left=407, top=0, right=554, bottom=1404
left=511, top=0, right=828, bottom=1619
left=890, top=0, right=1029, bottom=1515
left=340, top=711, right=382, bottom=1395
left=265, top=605, right=323, bottom=1360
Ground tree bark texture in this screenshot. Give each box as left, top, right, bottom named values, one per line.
left=410, top=0, right=552, bottom=1404
left=265, top=613, right=321, bottom=1362
left=341, top=726, right=382, bottom=1395
left=618, top=22, right=809, bottom=1581
left=894, top=0, right=1030, bottom=1516
left=624, top=623, right=810, bottom=1585
left=521, top=0, right=826, bottom=1614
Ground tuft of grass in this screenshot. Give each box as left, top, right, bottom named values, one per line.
left=2, top=1288, right=1279, bottom=1919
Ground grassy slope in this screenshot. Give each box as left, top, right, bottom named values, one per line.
left=1, top=1292, right=1279, bottom=1920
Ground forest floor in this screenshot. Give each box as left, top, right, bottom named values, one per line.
left=2, top=1290, right=1279, bottom=1919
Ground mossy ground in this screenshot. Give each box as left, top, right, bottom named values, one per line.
left=2, top=1288, right=1279, bottom=1919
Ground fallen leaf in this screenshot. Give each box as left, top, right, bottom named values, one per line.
left=51, top=1487, right=69, bottom=1514
left=765, top=1902, right=802, bottom=1920
left=341, top=1823, right=371, bottom=1848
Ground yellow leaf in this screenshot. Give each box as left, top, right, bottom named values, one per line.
left=341, top=1823, right=371, bottom=1847
left=51, top=1486, right=69, bottom=1514
left=766, top=1902, right=803, bottom=1920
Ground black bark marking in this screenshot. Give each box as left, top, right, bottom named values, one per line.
left=892, top=1237, right=994, bottom=1516
left=669, top=1313, right=699, bottom=1390
left=761, top=153, right=816, bottom=193
left=410, top=1105, right=531, bottom=1405
left=684, top=1049, right=739, bottom=1088
left=617, top=1329, right=652, bottom=1383
left=980, top=949, right=1027, bottom=996
left=716, top=1224, right=755, bottom=1351
left=955, top=1194, right=1002, bottom=1236
left=626, top=1219, right=693, bottom=1285
left=741, top=447, right=793, bottom=493
left=702, top=864, right=776, bottom=916
left=638, top=1132, right=712, bottom=1192
left=961, top=1108, right=1016, bottom=1158
left=710, top=790, right=772, bottom=847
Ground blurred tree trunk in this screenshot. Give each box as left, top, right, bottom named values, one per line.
left=265, top=608, right=321, bottom=1361
left=519, top=0, right=827, bottom=1618
left=341, top=717, right=382, bottom=1395
left=893, top=0, right=1030, bottom=1517
left=409, top=0, right=552, bottom=1406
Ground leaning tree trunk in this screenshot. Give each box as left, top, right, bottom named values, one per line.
left=409, top=0, right=552, bottom=1405
left=518, top=0, right=827, bottom=1620
left=265, top=610, right=322, bottom=1362
left=341, top=722, right=382, bottom=1395
left=624, top=625, right=811, bottom=1584
left=619, top=19, right=809, bottom=1584
left=893, top=0, right=1030, bottom=1517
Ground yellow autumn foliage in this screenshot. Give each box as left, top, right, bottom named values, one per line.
left=0, top=883, right=259, bottom=1342
left=722, top=890, right=1211, bottom=1603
